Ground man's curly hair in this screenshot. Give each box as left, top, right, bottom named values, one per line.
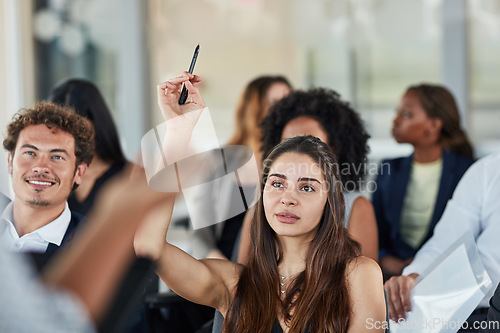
left=3, top=101, right=95, bottom=167
left=260, top=88, right=370, bottom=190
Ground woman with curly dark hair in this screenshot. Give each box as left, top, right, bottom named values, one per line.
left=238, top=88, right=378, bottom=262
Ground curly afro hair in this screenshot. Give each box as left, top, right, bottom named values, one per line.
left=260, top=88, right=370, bottom=190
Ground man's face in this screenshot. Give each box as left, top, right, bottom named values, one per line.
left=8, top=124, right=86, bottom=209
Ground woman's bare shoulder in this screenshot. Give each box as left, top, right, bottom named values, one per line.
left=346, top=256, right=383, bottom=285
left=351, top=195, right=373, bottom=211
left=346, top=257, right=386, bottom=332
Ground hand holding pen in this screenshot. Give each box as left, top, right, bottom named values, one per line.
left=156, top=44, right=203, bottom=120
left=157, top=72, right=205, bottom=121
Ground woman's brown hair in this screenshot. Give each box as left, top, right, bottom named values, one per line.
left=227, top=76, right=291, bottom=153
left=407, top=84, right=474, bottom=159
left=224, top=136, right=361, bottom=333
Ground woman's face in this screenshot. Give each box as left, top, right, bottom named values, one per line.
left=263, top=152, right=328, bottom=240
left=281, top=116, right=329, bottom=145
left=265, top=82, right=291, bottom=108
left=392, top=90, right=437, bottom=145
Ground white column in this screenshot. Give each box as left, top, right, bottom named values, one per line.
left=0, top=0, right=24, bottom=197
left=442, top=0, right=469, bottom=129
left=116, top=0, right=149, bottom=159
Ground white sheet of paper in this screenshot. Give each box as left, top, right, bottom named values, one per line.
left=390, top=244, right=487, bottom=333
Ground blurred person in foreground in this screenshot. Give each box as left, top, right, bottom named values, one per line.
left=0, top=163, right=174, bottom=332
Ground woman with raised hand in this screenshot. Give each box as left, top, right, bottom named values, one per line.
left=373, top=83, right=475, bottom=278
left=135, top=73, right=385, bottom=333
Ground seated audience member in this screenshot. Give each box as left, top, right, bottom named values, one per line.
left=385, top=153, right=500, bottom=333
left=373, top=83, right=474, bottom=277
left=1, top=102, right=94, bottom=264
left=190, top=75, right=291, bottom=261
left=135, top=73, right=386, bottom=332
left=0, top=165, right=174, bottom=333
left=47, top=79, right=129, bottom=217
left=239, top=88, right=378, bottom=262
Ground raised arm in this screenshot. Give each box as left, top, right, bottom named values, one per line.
left=237, top=206, right=254, bottom=264
left=135, top=189, right=239, bottom=312
left=137, top=73, right=242, bottom=313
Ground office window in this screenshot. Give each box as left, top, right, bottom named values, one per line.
left=346, top=0, right=442, bottom=139
left=468, top=0, right=500, bottom=141
left=33, top=0, right=119, bottom=110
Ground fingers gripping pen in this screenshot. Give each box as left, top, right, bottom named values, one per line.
left=179, top=44, right=200, bottom=105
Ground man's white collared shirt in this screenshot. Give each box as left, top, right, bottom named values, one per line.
left=0, top=202, right=72, bottom=253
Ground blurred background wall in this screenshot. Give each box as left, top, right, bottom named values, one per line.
left=2, top=0, right=500, bottom=196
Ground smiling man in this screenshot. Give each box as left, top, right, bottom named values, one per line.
left=1, top=102, right=94, bottom=259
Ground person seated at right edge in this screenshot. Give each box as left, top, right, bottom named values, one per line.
left=385, top=152, right=500, bottom=333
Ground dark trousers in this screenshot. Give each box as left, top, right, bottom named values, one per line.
left=458, top=308, right=489, bottom=333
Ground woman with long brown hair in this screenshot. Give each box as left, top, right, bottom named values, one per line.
left=135, top=73, right=385, bottom=332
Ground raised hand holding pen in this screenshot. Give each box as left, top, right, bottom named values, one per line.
left=155, top=72, right=207, bottom=172
left=157, top=72, right=205, bottom=121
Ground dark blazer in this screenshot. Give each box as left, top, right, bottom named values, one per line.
left=45, top=212, right=84, bottom=255
left=373, top=149, right=474, bottom=260
left=1, top=194, right=83, bottom=270
left=29, top=212, right=85, bottom=271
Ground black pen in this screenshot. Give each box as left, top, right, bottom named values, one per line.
left=179, top=44, right=200, bottom=105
